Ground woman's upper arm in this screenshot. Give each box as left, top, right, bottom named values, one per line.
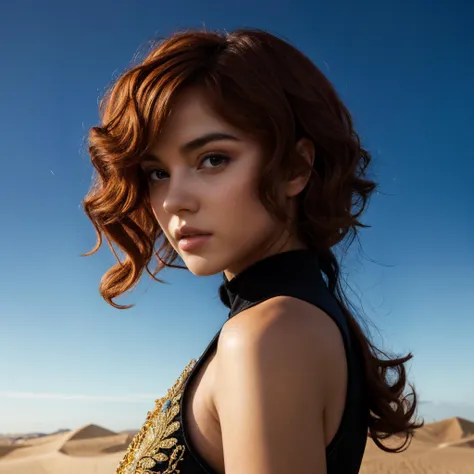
left=213, top=297, right=344, bottom=474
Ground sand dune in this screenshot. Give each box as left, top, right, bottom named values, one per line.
left=0, top=417, right=473, bottom=473
left=421, top=417, right=474, bottom=444
left=64, top=424, right=117, bottom=442
left=0, top=431, right=72, bottom=460
left=60, top=432, right=135, bottom=457
left=0, top=450, right=124, bottom=474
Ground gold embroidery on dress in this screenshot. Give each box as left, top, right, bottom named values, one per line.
left=116, top=359, right=197, bottom=474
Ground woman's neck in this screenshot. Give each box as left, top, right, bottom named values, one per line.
left=224, top=232, right=307, bottom=281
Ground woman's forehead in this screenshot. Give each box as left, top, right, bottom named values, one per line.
left=150, top=89, right=245, bottom=154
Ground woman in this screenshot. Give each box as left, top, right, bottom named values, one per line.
left=83, top=28, right=421, bottom=474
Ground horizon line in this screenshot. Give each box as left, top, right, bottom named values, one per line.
left=0, top=391, right=159, bottom=402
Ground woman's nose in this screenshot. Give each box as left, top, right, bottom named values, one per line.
left=162, top=174, right=199, bottom=215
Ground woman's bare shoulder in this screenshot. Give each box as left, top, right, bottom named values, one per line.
left=211, top=296, right=347, bottom=474
left=218, top=295, right=345, bottom=359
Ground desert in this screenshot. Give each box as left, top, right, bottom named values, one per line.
left=1, top=417, right=473, bottom=473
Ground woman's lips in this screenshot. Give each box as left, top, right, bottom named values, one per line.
left=178, top=234, right=212, bottom=252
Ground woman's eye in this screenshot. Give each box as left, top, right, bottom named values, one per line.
left=147, top=169, right=169, bottom=182
left=143, top=155, right=229, bottom=182
left=200, top=154, right=230, bottom=169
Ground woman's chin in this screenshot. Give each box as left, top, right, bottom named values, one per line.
left=180, top=254, right=225, bottom=277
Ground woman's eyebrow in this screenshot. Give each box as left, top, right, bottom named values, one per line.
left=139, top=132, right=240, bottom=165
left=180, top=132, right=240, bottom=153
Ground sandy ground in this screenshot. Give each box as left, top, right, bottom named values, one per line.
left=1, top=417, right=473, bottom=473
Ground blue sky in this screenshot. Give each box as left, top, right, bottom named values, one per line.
left=1, top=0, right=473, bottom=434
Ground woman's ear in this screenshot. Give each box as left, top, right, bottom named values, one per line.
left=285, top=138, right=315, bottom=198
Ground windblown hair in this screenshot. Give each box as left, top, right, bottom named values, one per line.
left=83, top=28, right=422, bottom=452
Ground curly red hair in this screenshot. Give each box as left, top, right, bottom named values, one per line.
left=83, top=28, right=422, bottom=452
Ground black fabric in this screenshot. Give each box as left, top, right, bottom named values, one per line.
left=178, top=249, right=369, bottom=473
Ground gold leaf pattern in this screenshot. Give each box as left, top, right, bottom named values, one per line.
left=152, top=453, right=169, bottom=463
left=139, top=457, right=158, bottom=470
left=116, top=359, right=197, bottom=474
left=163, top=422, right=181, bottom=438
left=168, top=404, right=180, bottom=420
left=158, top=438, right=178, bottom=450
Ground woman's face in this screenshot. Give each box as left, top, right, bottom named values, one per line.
left=140, top=87, right=294, bottom=278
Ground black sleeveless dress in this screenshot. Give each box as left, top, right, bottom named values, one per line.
left=116, top=249, right=369, bottom=474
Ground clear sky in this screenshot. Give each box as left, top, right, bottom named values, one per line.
left=1, top=0, right=473, bottom=435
